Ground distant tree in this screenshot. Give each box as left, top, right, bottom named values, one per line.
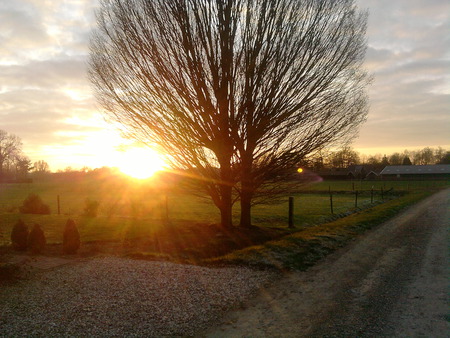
left=14, top=155, right=32, bottom=181
left=414, top=147, right=434, bottom=165
left=365, top=154, right=382, bottom=166
left=438, top=151, right=450, bottom=164
left=388, top=152, right=402, bottom=165
left=402, top=156, right=412, bottom=165
left=0, top=130, right=22, bottom=181
left=434, top=147, right=446, bottom=164
left=381, top=154, right=389, bottom=167
left=330, top=147, right=361, bottom=168
left=33, top=160, right=50, bottom=173
left=89, top=0, right=370, bottom=227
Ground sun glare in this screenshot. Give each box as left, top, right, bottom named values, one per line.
left=118, top=148, right=165, bottom=179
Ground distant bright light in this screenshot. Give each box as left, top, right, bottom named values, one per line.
left=118, top=148, right=165, bottom=179
left=297, top=168, right=304, bottom=173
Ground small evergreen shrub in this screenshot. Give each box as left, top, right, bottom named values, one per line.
left=27, top=224, right=46, bottom=254
left=83, top=199, right=99, bottom=217
left=11, top=219, right=29, bottom=251
left=19, top=193, right=51, bottom=214
left=63, top=219, right=80, bottom=254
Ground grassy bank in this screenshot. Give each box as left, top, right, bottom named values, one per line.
left=207, top=190, right=437, bottom=270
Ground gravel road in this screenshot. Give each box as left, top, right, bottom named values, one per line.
left=204, top=188, right=449, bottom=337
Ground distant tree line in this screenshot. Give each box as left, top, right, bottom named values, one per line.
left=308, top=146, right=449, bottom=170
left=0, top=129, right=50, bottom=182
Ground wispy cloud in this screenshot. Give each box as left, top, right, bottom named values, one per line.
left=355, top=0, right=450, bottom=152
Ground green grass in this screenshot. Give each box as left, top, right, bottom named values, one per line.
left=208, top=190, right=436, bottom=270
left=0, top=185, right=385, bottom=246
left=306, top=179, right=449, bottom=192
left=0, top=177, right=446, bottom=257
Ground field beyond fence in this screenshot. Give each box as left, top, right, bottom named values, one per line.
left=0, top=176, right=448, bottom=258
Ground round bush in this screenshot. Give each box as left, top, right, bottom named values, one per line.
left=19, top=193, right=51, bottom=215
left=63, top=219, right=80, bottom=254
left=27, top=223, right=46, bottom=254
left=11, top=219, right=29, bottom=251
left=83, top=199, right=99, bottom=218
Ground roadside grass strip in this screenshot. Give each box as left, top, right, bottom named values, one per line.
left=208, top=190, right=434, bottom=271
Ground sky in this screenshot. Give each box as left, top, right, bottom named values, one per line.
left=0, top=0, right=449, bottom=172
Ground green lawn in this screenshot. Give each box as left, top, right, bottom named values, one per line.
left=306, top=179, right=448, bottom=192
left=0, top=177, right=447, bottom=248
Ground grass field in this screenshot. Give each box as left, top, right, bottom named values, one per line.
left=0, top=176, right=447, bottom=261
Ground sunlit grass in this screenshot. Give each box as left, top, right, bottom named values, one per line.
left=0, top=178, right=447, bottom=251
left=209, top=190, right=436, bottom=270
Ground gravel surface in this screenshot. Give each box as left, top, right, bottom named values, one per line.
left=0, top=257, right=275, bottom=336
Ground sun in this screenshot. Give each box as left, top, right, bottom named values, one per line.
left=118, top=148, right=165, bottom=179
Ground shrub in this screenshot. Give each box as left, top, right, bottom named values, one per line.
left=27, top=224, right=46, bottom=254
left=11, top=219, right=29, bottom=251
left=63, top=219, right=80, bottom=254
left=19, top=193, right=51, bottom=214
left=83, top=199, right=99, bottom=217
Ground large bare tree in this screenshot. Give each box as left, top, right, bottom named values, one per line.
left=89, top=0, right=370, bottom=227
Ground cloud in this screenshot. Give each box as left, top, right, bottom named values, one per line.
left=0, top=58, right=89, bottom=89
left=0, top=5, right=50, bottom=62
left=0, top=0, right=449, bottom=170
left=353, top=0, right=450, bottom=151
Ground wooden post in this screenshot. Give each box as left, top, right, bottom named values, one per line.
left=57, top=195, right=60, bottom=215
left=165, top=194, right=169, bottom=224
left=288, top=196, right=294, bottom=228
left=355, top=190, right=358, bottom=208
left=329, top=187, right=334, bottom=215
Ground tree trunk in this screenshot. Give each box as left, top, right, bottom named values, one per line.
left=239, top=190, right=252, bottom=227
left=219, top=184, right=233, bottom=228
left=239, top=152, right=253, bottom=227
left=217, top=152, right=234, bottom=228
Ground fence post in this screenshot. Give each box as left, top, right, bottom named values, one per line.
left=164, top=194, right=169, bottom=224
left=288, top=196, right=294, bottom=228
left=355, top=190, right=358, bottom=208
left=329, top=187, right=334, bottom=215
left=57, top=195, right=60, bottom=215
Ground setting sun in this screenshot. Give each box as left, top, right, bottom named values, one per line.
left=118, top=148, right=165, bottom=179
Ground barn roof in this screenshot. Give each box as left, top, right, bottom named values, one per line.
left=380, top=164, right=450, bottom=175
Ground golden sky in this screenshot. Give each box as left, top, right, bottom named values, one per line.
left=0, top=0, right=449, bottom=171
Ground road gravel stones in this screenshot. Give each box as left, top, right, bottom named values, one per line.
left=0, top=257, right=275, bottom=336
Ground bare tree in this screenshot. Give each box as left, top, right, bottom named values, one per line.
left=33, top=160, right=50, bottom=173
left=388, top=152, right=403, bottom=165
left=89, top=0, right=370, bottom=227
left=0, top=130, right=23, bottom=181
left=14, top=155, right=32, bottom=181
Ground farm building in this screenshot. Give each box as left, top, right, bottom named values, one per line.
left=317, top=165, right=382, bottom=180
left=380, top=165, right=450, bottom=180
